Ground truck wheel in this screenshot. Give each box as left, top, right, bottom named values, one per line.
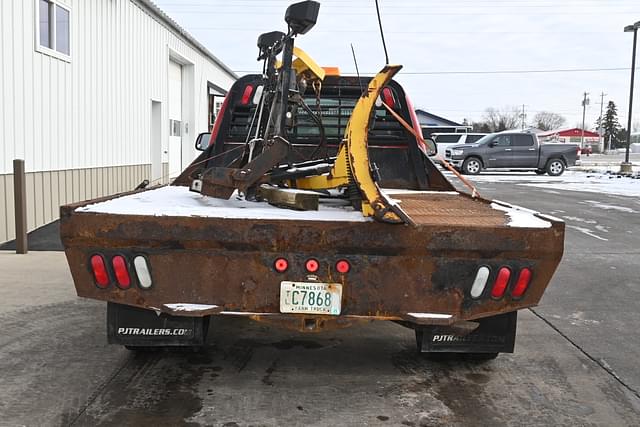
left=462, top=157, right=482, bottom=175
left=534, top=169, right=546, bottom=175
left=546, top=159, right=565, bottom=176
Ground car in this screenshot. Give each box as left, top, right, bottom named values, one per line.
left=431, top=133, right=488, bottom=164
left=445, top=131, right=580, bottom=176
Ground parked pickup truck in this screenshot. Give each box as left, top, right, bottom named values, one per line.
left=60, top=1, right=565, bottom=359
left=445, top=131, right=580, bottom=176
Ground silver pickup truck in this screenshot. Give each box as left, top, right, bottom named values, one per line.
left=445, top=131, right=580, bottom=176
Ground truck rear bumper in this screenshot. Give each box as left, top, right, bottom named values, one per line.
left=61, top=188, right=564, bottom=331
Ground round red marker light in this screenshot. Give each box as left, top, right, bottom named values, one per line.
left=274, top=258, right=289, bottom=273
left=305, top=259, right=319, bottom=273
left=335, top=259, right=350, bottom=274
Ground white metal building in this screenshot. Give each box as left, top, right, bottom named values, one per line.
left=0, top=0, right=237, bottom=243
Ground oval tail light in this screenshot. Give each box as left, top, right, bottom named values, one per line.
left=90, top=255, right=110, bottom=288
left=241, top=84, right=254, bottom=105
left=470, top=266, right=490, bottom=299
left=134, top=256, right=153, bottom=289
left=512, top=268, right=532, bottom=298
left=491, top=267, right=511, bottom=299
left=112, top=255, right=131, bottom=289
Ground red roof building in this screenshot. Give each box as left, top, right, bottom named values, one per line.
left=537, top=128, right=601, bottom=151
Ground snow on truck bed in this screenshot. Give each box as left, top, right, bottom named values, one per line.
left=75, top=185, right=552, bottom=228
left=76, top=185, right=370, bottom=222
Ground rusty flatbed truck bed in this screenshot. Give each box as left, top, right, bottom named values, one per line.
left=60, top=1, right=564, bottom=356
left=61, top=185, right=564, bottom=356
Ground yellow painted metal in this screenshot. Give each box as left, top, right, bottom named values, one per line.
left=295, top=64, right=410, bottom=224
left=292, top=47, right=326, bottom=80
left=295, top=145, right=349, bottom=189
left=345, top=64, right=404, bottom=223
left=275, top=46, right=326, bottom=80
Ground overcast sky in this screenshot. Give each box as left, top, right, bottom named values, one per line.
left=154, top=0, right=640, bottom=130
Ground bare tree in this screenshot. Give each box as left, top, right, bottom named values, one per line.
left=533, top=111, right=566, bottom=131
left=482, top=107, right=520, bottom=132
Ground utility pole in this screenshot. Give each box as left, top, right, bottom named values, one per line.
left=598, top=92, right=607, bottom=152
left=622, top=21, right=639, bottom=173
left=519, top=104, right=526, bottom=130
left=581, top=92, right=590, bottom=149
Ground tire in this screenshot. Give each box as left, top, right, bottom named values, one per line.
left=462, top=157, right=482, bottom=175
left=534, top=169, right=546, bottom=175
left=546, top=158, right=565, bottom=176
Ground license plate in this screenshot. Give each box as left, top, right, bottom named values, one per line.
left=280, top=281, right=342, bottom=315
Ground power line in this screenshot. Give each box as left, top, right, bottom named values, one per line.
left=160, top=10, right=639, bottom=16
left=231, top=67, right=639, bottom=75
left=161, top=3, right=639, bottom=9
left=187, top=27, right=630, bottom=34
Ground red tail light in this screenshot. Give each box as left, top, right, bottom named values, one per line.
left=382, top=87, right=396, bottom=109
left=491, top=267, right=511, bottom=299
left=112, top=255, right=131, bottom=289
left=274, top=257, right=289, bottom=273
left=512, top=268, right=532, bottom=298
left=335, top=260, right=350, bottom=274
left=305, top=259, right=319, bottom=273
left=241, top=85, right=254, bottom=105
left=90, top=255, right=110, bottom=288
left=208, top=95, right=230, bottom=148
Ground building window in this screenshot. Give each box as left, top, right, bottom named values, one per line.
left=207, top=82, right=228, bottom=131
left=37, top=0, right=71, bottom=59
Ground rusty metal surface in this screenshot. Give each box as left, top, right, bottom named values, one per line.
left=199, top=136, right=290, bottom=197
left=396, top=193, right=507, bottom=227
left=60, top=189, right=564, bottom=331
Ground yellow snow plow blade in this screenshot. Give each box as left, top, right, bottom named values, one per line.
left=295, top=64, right=413, bottom=225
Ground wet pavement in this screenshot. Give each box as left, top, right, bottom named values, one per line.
left=1, top=302, right=638, bottom=427
left=1, top=172, right=639, bottom=426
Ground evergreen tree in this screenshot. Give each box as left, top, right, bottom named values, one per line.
left=602, top=101, right=622, bottom=148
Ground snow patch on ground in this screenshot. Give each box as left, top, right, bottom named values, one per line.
left=562, top=216, right=597, bottom=224
left=76, top=186, right=371, bottom=222
left=582, top=200, right=637, bottom=213
left=446, top=171, right=640, bottom=198
left=568, top=311, right=601, bottom=326
left=566, top=225, right=608, bottom=241
left=490, top=203, right=552, bottom=228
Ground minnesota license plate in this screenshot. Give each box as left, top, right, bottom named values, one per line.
left=280, top=281, right=342, bottom=315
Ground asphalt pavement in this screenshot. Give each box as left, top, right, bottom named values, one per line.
left=1, top=170, right=639, bottom=426
left=448, top=171, right=640, bottom=397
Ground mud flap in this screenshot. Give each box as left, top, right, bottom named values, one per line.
left=415, top=312, right=517, bottom=354
left=107, top=302, right=209, bottom=347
